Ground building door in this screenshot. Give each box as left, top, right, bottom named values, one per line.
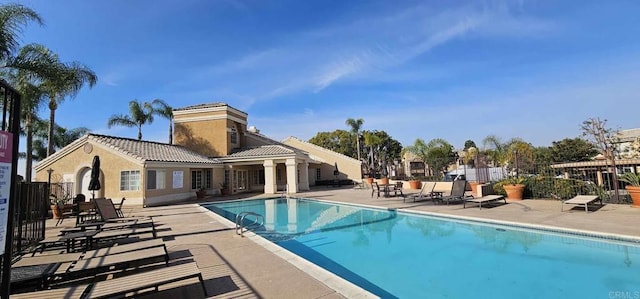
left=79, top=168, right=91, bottom=200
left=235, top=169, right=248, bottom=192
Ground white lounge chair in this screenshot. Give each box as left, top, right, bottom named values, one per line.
left=561, top=195, right=601, bottom=212
left=464, top=195, right=506, bottom=209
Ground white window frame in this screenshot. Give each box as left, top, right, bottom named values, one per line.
left=147, top=170, right=166, bottom=190
left=120, top=170, right=141, bottom=191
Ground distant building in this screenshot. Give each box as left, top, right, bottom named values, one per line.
left=35, top=103, right=362, bottom=206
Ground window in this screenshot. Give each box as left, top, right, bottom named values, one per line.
left=120, top=170, right=140, bottom=191
left=253, top=169, right=265, bottom=184
left=147, top=170, right=166, bottom=190
left=191, top=169, right=212, bottom=189
left=230, top=127, right=238, bottom=145
left=316, top=168, right=321, bottom=180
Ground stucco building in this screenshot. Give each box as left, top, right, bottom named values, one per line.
left=34, top=103, right=362, bottom=207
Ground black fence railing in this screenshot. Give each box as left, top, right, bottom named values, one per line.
left=11, top=182, right=49, bottom=254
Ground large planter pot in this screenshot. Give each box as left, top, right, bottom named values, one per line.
left=626, top=186, right=640, bottom=208
left=365, top=177, right=374, bottom=185
left=469, top=182, right=480, bottom=196
left=408, top=180, right=421, bottom=189
left=196, top=191, right=207, bottom=199
left=503, top=184, right=525, bottom=200
left=379, top=177, right=389, bottom=185
left=51, top=205, right=62, bottom=219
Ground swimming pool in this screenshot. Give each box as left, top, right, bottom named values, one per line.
left=202, top=198, right=640, bottom=299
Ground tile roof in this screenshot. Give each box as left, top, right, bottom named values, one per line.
left=88, top=134, right=220, bottom=164
left=225, top=145, right=297, bottom=158
left=173, top=102, right=227, bottom=111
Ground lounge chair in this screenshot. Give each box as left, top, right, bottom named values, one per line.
left=94, top=198, right=150, bottom=223
left=11, top=262, right=207, bottom=299
left=561, top=195, right=601, bottom=212
left=405, top=182, right=436, bottom=203
left=112, top=197, right=126, bottom=217
left=52, top=246, right=169, bottom=282
left=464, top=195, right=506, bottom=209
left=17, top=239, right=165, bottom=267
left=439, top=180, right=471, bottom=205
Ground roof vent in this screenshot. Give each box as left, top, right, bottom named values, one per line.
left=248, top=126, right=260, bottom=133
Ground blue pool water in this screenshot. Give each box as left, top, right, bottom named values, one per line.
left=202, top=198, right=640, bottom=299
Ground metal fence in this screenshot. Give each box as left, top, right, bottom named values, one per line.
left=11, top=182, right=49, bottom=254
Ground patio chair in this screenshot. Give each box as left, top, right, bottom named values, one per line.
left=405, top=182, right=436, bottom=203
left=392, top=182, right=404, bottom=197
left=112, top=197, right=126, bottom=217
left=463, top=195, right=506, bottom=209
left=17, top=239, right=165, bottom=267
left=439, top=180, right=471, bottom=205
left=94, top=197, right=152, bottom=224
left=11, top=262, right=207, bottom=299
left=561, top=195, right=601, bottom=212
left=51, top=246, right=169, bottom=283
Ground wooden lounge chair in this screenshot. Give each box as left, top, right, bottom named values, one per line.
left=463, top=195, right=506, bottom=209
left=17, top=239, right=165, bottom=267
left=11, top=262, right=207, bottom=299
left=52, top=246, right=169, bottom=282
left=561, top=195, right=601, bottom=212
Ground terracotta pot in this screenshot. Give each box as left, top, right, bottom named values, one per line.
left=409, top=180, right=421, bottom=189
left=365, top=177, right=374, bottom=185
left=469, top=182, right=480, bottom=196
left=626, top=186, right=640, bottom=208
left=379, top=177, right=389, bottom=185
left=503, top=184, right=525, bottom=200
left=51, top=205, right=62, bottom=219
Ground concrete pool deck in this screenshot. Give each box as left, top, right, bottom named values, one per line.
left=35, top=186, right=640, bottom=298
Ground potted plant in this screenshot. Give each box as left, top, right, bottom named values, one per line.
left=50, top=194, right=70, bottom=219
left=501, top=176, right=526, bottom=200
left=619, top=172, right=640, bottom=208
left=196, top=187, right=207, bottom=199
left=408, top=176, right=421, bottom=189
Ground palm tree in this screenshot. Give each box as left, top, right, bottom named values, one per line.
left=345, top=118, right=364, bottom=161
left=402, top=138, right=429, bottom=177
left=146, top=99, right=173, bottom=144
left=107, top=100, right=154, bottom=140
left=28, top=119, right=88, bottom=161
left=42, top=60, right=97, bottom=156
left=362, top=131, right=381, bottom=176
left=0, top=3, right=42, bottom=66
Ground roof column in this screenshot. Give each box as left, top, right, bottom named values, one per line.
left=286, top=158, right=299, bottom=194
left=263, top=159, right=277, bottom=194
left=299, top=160, right=309, bottom=191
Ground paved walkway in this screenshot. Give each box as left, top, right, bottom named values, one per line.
left=38, top=186, right=640, bottom=298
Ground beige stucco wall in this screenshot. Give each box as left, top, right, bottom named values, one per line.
left=282, top=137, right=362, bottom=182
left=174, top=108, right=248, bottom=157
left=34, top=140, right=144, bottom=205
left=34, top=139, right=224, bottom=207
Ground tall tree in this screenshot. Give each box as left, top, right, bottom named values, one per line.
left=549, top=138, right=598, bottom=162
left=424, top=138, right=456, bottom=179
left=581, top=117, right=620, bottom=201
left=345, top=118, right=364, bottom=162
left=308, top=130, right=355, bottom=157
left=27, top=118, right=89, bottom=161
left=42, top=59, right=97, bottom=156
left=107, top=100, right=154, bottom=140
left=146, top=99, right=173, bottom=144
left=0, top=3, right=43, bottom=72
left=463, top=140, right=477, bottom=150
left=402, top=138, right=429, bottom=176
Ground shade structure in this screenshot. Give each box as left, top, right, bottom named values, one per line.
left=88, top=155, right=101, bottom=199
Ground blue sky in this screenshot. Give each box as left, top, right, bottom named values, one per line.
left=13, top=0, right=640, bottom=153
